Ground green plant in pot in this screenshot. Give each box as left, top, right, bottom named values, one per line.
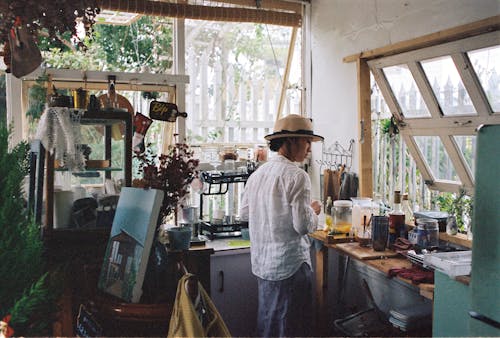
left=0, top=124, right=62, bottom=336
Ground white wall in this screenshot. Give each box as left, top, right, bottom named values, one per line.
left=309, top=0, right=500, bottom=200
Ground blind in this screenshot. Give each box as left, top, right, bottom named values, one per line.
left=98, top=0, right=303, bottom=27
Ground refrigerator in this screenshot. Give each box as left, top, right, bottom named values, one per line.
left=469, top=124, right=500, bottom=336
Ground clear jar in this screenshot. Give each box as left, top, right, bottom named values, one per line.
left=333, top=200, right=352, bottom=233
left=416, top=218, right=439, bottom=248
left=351, top=197, right=373, bottom=237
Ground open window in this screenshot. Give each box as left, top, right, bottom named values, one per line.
left=368, top=31, right=499, bottom=196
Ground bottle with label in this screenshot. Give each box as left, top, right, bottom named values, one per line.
left=388, top=190, right=405, bottom=245
left=325, top=196, right=333, bottom=232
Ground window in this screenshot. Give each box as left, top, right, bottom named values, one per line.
left=369, top=30, right=500, bottom=197
left=184, top=20, right=303, bottom=153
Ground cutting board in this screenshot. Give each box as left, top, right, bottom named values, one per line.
left=335, top=242, right=399, bottom=260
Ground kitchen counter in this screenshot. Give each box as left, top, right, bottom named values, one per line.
left=310, top=230, right=435, bottom=297
left=188, top=236, right=250, bottom=252
left=310, top=230, right=435, bottom=336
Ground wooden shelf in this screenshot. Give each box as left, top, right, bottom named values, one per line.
left=439, top=232, right=472, bottom=249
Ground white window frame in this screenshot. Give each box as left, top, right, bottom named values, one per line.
left=368, top=31, right=500, bottom=195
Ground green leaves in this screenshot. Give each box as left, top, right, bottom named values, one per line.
left=0, top=124, right=60, bottom=336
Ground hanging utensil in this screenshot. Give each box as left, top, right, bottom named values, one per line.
left=149, top=101, right=188, bottom=122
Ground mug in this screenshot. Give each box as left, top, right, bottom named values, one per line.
left=371, top=216, right=389, bottom=251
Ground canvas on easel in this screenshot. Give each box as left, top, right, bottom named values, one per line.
left=98, top=187, right=164, bottom=303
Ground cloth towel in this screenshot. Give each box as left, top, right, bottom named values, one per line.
left=388, top=267, right=434, bottom=284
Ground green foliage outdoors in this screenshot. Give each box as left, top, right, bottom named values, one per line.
left=0, top=124, right=61, bottom=336
left=434, top=190, right=473, bottom=232
left=42, top=16, right=173, bottom=73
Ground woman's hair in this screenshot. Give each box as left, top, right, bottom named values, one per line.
left=269, top=138, right=286, bottom=152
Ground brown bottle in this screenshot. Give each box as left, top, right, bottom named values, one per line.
left=388, top=190, right=405, bottom=246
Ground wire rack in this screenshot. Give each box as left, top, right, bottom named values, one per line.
left=316, top=139, right=355, bottom=170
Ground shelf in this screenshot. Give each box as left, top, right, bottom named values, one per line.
left=79, top=109, right=132, bottom=125
left=55, top=167, right=123, bottom=172
left=201, top=171, right=250, bottom=185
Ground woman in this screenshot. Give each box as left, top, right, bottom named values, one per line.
left=240, top=114, right=323, bottom=337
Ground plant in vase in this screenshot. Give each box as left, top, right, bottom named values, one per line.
left=132, top=139, right=199, bottom=303
left=133, top=140, right=200, bottom=223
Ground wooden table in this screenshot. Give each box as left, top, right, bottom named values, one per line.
left=310, top=230, right=434, bottom=336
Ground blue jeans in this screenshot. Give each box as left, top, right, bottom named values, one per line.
left=256, top=262, right=313, bottom=337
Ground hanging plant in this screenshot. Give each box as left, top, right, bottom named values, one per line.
left=0, top=1, right=100, bottom=54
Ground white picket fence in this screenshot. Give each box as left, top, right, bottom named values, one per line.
left=184, top=50, right=301, bottom=145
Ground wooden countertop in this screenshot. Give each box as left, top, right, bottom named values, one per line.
left=310, top=230, right=435, bottom=299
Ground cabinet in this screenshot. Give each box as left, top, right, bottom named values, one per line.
left=210, top=249, right=258, bottom=337
left=28, top=108, right=132, bottom=231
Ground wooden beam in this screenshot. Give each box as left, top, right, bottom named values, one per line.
left=357, top=58, right=373, bottom=197
left=344, top=15, right=500, bottom=63
left=276, top=26, right=298, bottom=121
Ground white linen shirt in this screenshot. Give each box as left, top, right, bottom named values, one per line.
left=239, top=154, right=318, bottom=281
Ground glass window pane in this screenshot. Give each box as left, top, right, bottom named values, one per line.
left=414, top=136, right=459, bottom=182
left=185, top=20, right=300, bottom=145
left=421, top=56, right=477, bottom=116
left=454, top=135, right=476, bottom=178
left=383, top=64, right=431, bottom=118
left=467, top=45, right=500, bottom=113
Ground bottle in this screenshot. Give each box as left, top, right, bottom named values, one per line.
left=388, top=190, right=405, bottom=245
left=401, top=193, right=414, bottom=226
left=325, top=196, right=333, bottom=232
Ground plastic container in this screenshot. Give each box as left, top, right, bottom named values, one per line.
left=423, top=251, right=472, bottom=277
left=351, top=197, right=373, bottom=237
left=333, top=200, right=352, bottom=233
left=416, top=218, right=439, bottom=248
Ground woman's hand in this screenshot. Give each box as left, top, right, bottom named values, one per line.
left=310, top=200, right=321, bottom=215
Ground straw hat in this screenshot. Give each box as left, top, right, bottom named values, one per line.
left=264, top=114, right=324, bottom=142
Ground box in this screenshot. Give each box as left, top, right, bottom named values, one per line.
left=423, top=251, right=472, bottom=278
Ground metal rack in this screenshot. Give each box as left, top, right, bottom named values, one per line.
left=199, top=170, right=250, bottom=239
left=316, top=139, right=355, bottom=170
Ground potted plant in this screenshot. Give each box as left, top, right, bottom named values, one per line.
left=0, top=124, right=61, bottom=336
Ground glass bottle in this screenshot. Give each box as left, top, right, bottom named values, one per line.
left=325, top=196, right=333, bottom=232
left=401, top=193, right=414, bottom=226
left=388, top=190, right=405, bottom=245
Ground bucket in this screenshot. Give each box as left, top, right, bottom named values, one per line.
left=167, top=226, right=192, bottom=250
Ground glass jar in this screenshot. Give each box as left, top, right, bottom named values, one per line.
left=333, top=200, right=352, bottom=233
left=416, top=218, right=439, bottom=248
left=351, top=197, right=373, bottom=237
